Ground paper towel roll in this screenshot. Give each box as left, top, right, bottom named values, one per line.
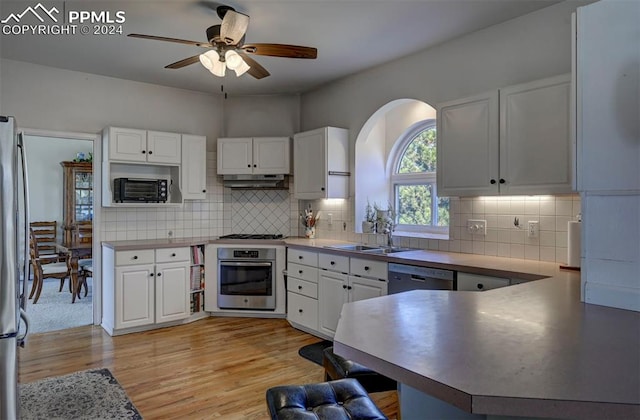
left=567, top=221, right=581, bottom=268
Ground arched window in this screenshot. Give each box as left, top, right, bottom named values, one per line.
left=390, top=120, right=449, bottom=233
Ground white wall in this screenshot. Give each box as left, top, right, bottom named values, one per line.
left=222, top=94, right=300, bottom=137
left=24, top=135, right=92, bottom=230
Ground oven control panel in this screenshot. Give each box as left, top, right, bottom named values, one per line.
left=233, top=250, right=259, bottom=258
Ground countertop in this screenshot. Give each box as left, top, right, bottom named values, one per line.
left=101, top=236, right=640, bottom=417
left=333, top=276, right=640, bottom=419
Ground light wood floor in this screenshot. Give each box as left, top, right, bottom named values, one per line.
left=19, top=317, right=398, bottom=419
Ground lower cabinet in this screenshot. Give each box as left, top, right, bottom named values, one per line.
left=286, top=249, right=319, bottom=332
left=103, top=245, right=191, bottom=335
left=456, top=272, right=510, bottom=291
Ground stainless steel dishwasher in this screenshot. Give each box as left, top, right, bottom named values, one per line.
left=388, top=263, right=455, bottom=293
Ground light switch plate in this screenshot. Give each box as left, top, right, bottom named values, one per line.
left=528, top=221, right=539, bottom=238
left=467, top=219, right=487, bottom=236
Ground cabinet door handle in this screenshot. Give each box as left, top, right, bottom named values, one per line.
left=150, top=273, right=154, bottom=277
left=247, top=164, right=251, bottom=168
left=499, top=179, right=505, bottom=184
left=321, top=187, right=325, bottom=191
left=141, top=150, right=146, bottom=154
left=157, top=273, right=162, bottom=277
left=342, top=285, right=347, bottom=289
left=298, top=309, right=303, bottom=313
left=148, top=150, right=153, bottom=155
left=171, top=253, right=176, bottom=257
left=347, top=286, right=352, bottom=290
left=490, top=179, right=496, bottom=184
left=133, top=255, right=138, bottom=260
left=253, top=164, right=257, bottom=167
left=202, top=189, right=206, bottom=193
left=298, top=270, right=303, bottom=274
left=364, top=266, right=370, bottom=271
left=298, top=285, right=302, bottom=290
left=477, top=283, right=484, bottom=290
left=330, top=261, right=335, bottom=266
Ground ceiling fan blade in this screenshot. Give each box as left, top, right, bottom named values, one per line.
left=237, top=51, right=270, bottom=79
left=128, top=33, right=211, bottom=48
left=220, top=10, right=249, bottom=45
left=241, top=43, right=317, bottom=59
left=165, top=55, right=201, bottom=69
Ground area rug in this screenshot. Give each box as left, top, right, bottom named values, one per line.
left=26, top=278, right=93, bottom=334
left=20, top=368, right=142, bottom=419
left=298, top=340, right=333, bottom=366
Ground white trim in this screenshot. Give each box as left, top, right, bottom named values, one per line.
left=21, top=127, right=102, bottom=327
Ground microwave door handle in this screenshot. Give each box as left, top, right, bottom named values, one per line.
left=219, top=262, right=272, bottom=267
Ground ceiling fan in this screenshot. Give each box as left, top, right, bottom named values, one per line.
left=128, top=5, right=317, bottom=80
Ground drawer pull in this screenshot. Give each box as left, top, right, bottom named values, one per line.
left=298, top=270, right=303, bottom=274
left=133, top=255, right=138, bottom=260
left=364, top=266, right=370, bottom=271
left=298, top=309, right=303, bottom=313
left=477, top=283, right=484, bottom=290
left=298, top=285, right=302, bottom=290
left=298, top=256, right=303, bottom=260
left=171, top=253, right=176, bottom=257
left=330, top=261, right=335, bottom=265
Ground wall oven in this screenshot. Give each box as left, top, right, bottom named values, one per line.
left=217, top=248, right=277, bottom=310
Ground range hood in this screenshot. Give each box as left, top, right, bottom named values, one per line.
left=222, top=174, right=287, bottom=189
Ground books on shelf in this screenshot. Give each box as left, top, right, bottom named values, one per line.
left=190, top=265, right=204, bottom=291
left=191, top=245, right=204, bottom=265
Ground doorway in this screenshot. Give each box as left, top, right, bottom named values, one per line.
left=23, top=132, right=98, bottom=333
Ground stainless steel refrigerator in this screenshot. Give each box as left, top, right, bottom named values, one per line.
left=0, top=115, right=30, bottom=418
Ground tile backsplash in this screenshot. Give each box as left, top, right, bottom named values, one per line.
left=304, top=195, right=581, bottom=264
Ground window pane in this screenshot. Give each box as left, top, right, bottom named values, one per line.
left=437, top=197, right=450, bottom=227
left=398, top=127, right=437, bottom=174
left=397, top=184, right=432, bottom=225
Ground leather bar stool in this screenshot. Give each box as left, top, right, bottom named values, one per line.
left=323, top=346, right=396, bottom=393
left=266, top=378, right=387, bottom=420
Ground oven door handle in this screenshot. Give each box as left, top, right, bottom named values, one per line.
left=219, top=261, right=273, bottom=267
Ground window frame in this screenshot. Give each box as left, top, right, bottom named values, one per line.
left=390, top=119, right=449, bottom=235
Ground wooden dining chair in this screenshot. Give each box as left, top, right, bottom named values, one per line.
left=29, top=221, right=60, bottom=255
left=77, top=260, right=93, bottom=300
left=29, top=228, right=71, bottom=304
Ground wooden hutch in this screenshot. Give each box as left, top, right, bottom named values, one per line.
left=60, top=161, right=93, bottom=246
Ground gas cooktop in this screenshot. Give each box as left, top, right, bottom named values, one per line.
left=218, top=234, right=285, bottom=240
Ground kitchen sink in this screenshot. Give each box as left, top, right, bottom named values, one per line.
left=324, top=244, right=414, bottom=254
left=324, top=244, right=382, bottom=252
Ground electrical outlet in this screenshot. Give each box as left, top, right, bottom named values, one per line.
left=528, top=221, right=539, bottom=238
left=467, top=219, right=487, bottom=236
left=327, top=213, right=333, bottom=225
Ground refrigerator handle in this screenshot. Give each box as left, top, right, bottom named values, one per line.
left=17, top=132, right=30, bottom=311
left=17, top=309, right=29, bottom=347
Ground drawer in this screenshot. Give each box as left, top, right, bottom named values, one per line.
left=318, top=253, right=349, bottom=273
left=115, top=249, right=155, bottom=266
left=457, top=272, right=510, bottom=291
left=288, top=277, right=318, bottom=299
left=287, top=248, right=318, bottom=266
left=287, top=292, right=318, bottom=331
left=350, top=258, right=388, bottom=280
left=155, top=247, right=190, bottom=263
left=287, top=262, right=318, bottom=283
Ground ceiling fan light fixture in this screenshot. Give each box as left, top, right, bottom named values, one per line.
left=210, top=59, right=226, bottom=77
left=224, top=50, right=243, bottom=70
left=233, top=59, right=251, bottom=77
left=199, top=50, right=219, bottom=71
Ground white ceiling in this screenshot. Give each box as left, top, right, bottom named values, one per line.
left=0, top=0, right=560, bottom=96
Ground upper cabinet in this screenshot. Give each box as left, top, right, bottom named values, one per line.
left=106, top=127, right=181, bottom=164
left=217, top=137, right=290, bottom=175
left=437, top=74, right=572, bottom=196
left=293, top=127, right=349, bottom=199
left=181, top=135, right=207, bottom=200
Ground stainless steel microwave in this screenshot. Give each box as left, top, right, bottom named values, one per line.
left=113, top=178, right=168, bottom=203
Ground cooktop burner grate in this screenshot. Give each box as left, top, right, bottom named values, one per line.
left=218, top=234, right=285, bottom=240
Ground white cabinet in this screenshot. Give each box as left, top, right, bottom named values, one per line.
left=437, top=92, right=499, bottom=197
left=102, top=245, right=191, bottom=335
left=499, top=75, right=572, bottom=195
left=181, top=135, right=207, bottom=200
left=318, top=254, right=387, bottom=338
left=437, top=74, right=572, bottom=196
left=575, top=1, right=639, bottom=192
left=293, top=127, right=349, bottom=199
left=105, top=127, right=181, bottom=164
left=456, top=272, right=510, bottom=292
left=286, top=249, right=319, bottom=332
left=217, top=137, right=290, bottom=175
